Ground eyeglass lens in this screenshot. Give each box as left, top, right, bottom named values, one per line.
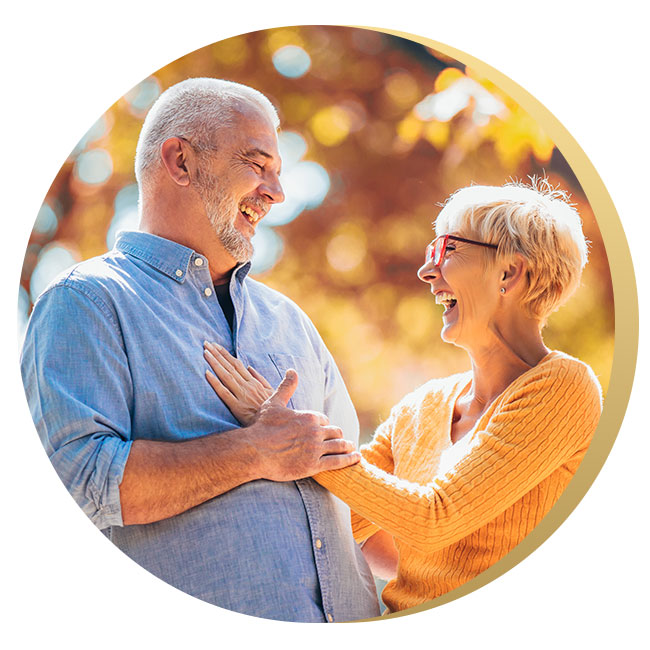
left=425, top=236, right=446, bottom=265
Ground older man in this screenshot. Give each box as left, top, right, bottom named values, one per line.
left=20, top=78, right=379, bottom=622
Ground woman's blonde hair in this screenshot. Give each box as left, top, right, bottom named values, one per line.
left=435, top=179, right=589, bottom=321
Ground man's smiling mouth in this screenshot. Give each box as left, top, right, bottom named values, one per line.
left=239, top=203, right=261, bottom=225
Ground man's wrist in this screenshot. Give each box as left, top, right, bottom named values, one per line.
left=231, top=423, right=266, bottom=482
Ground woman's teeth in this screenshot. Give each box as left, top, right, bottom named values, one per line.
left=435, top=291, right=457, bottom=311
left=239, top=204, right=260, bottom=225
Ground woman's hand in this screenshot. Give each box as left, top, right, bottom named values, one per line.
left=203, top=341, right=274, bottom=426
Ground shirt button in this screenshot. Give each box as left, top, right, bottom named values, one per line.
left=194, top=257, right=204, bottom=266
left=327, top=613, right=333, bottom=623
left=175, top=269, right=183, bottom=277
left=203, top=287, right=213, bottom=297
left=315, top=539, right=322, bottom=549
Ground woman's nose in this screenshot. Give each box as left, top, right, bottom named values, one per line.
left=417, top=259, right=438, bottom=284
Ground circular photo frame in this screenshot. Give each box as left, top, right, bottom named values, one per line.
left=17, top=25, right=636, bottom=623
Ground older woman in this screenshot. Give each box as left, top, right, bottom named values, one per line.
left=203, top=181, right=602, bottom=614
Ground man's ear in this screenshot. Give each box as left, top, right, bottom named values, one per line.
left=500, top=253, right=528, bottom=293
left=160, top=137, right=191, bottom=186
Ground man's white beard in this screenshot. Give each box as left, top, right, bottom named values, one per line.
left=194, top=163, right=254, bottom=263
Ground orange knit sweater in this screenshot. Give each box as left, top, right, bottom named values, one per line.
left=314, top=351, right=602, bottom=613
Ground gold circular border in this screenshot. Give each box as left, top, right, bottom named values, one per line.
left=345, top=25, right=639, bottom=621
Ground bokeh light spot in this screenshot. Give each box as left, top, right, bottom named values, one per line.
left=396, top=295, right=438, bottom=344
left=286, top=161, right=330, bottom=207
left=310, top=106, right=351, bottom=146
left=251, top=225, right=284, bottom=274
left=434, top=67, right=466, bottom=92
left=272, top=45, right=311, bottom=78
left=265, top=134, right=330, bottom=227
left=416, top=77, right=505, bottom=124
left=75, top=149, right=113, bottom=185
left=72, top=116, right=109, bottom=156
left=33, top=203, right=58, bottom=237
left=107, top=184, right=140, bottom=249
left=212, top=37, right=249, bottom=65
left=326, top=223, right=367, bottom=272
left=124, top=77, right=161, bottom=113
left=384, top=71, right=420, bottom=108
left=17, top=285, right=30, bottom=342
left=397, top=114, right=423, bottom=143
left=30, top=244, right=77, bottom=302
left=278, top=131, right=308, bottom=168
left=266, top=29, right=305, bottom=52
left=423, top=120, right=450, bottom=149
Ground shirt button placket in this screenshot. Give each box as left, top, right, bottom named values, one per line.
left=314, top=537, right=331, bottom=621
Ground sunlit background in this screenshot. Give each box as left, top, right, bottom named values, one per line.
left=18, top=26, right=614, bottom=442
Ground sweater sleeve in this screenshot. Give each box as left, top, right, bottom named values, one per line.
left=315, top=359, right=602, bottom=554
left=350, top=405, right=398, bottom=543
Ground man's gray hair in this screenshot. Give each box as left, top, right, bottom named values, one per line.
left=134, top=77, right=279, bottom=189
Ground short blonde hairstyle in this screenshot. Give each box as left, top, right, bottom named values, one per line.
left=435, top=179, right=589, bottom=321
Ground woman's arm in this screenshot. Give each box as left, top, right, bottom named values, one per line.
left=314, top=359, right=602, bottom=554
left=202, top=343, right=601, bottom=556
left=360, top=529, right=399, bottom=581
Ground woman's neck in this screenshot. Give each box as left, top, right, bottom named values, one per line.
left=464, top=321, right=549, bottom=412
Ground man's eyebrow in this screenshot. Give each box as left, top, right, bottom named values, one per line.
left=242, top=147, right=282, bottom=174
left=243, top=147, right=273, bottom=159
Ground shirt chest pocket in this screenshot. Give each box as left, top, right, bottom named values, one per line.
left=256, top=353, right=326, bottom=412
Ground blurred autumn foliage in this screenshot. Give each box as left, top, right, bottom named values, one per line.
left=19, top=26, right=614, bottom=442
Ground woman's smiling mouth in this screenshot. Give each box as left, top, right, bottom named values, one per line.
left=435, top=291, right=458, bottom=314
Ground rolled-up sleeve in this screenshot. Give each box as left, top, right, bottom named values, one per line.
left=21, top=280, right=133, bottom=529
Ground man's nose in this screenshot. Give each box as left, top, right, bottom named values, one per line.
left=260, top=175, right=285, bottom=204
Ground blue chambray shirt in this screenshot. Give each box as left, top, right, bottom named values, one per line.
left=21, top=230, right=379, bottom=623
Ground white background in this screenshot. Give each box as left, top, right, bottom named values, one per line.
left=3, top=2, right=647, bottom=647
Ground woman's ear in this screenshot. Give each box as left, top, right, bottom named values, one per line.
left=160, top=137, right=192, bottom=186
left=500, top=254, right=528, bottom=293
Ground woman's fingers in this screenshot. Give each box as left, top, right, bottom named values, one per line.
left=205, top=341, right=253, bottom=382
left=204, top=348, right=245, bottom=397
left=248, top=365, right=273, bottom=389
left=204, top=342, right=275, bottom=394
left=205, top=369, right=241, bottom=412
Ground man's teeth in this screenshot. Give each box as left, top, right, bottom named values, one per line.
left=435, top=291, right=457, bottom=309
left=239, top=204, right=260, bottom=224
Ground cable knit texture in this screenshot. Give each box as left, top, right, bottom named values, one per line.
left=314, top=351, right=602, bottom=613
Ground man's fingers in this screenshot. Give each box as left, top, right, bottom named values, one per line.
left=267, top=369, right=298, bottom=406
left=321, top=438, right=356, bottom=455
left=320, top=425, right=343, bottom=440
left=317, top=451, right=362, bottom=472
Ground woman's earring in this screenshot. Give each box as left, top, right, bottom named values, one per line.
left=500, top=287, right=506, bottom=295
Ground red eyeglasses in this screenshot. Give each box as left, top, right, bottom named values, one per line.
left=425, top=234, right=498, bottom=266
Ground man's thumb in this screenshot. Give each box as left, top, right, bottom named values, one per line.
left=268, top=369, right=298, bottom=406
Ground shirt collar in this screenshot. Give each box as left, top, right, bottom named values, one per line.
left=115, top=230, right=252, bottom=284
